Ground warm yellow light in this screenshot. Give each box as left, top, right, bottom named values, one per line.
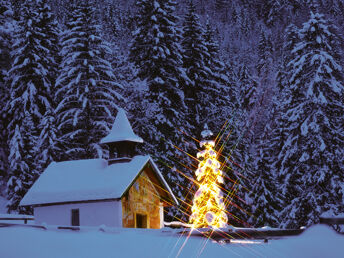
left=189, top=140, right=228, bottom=228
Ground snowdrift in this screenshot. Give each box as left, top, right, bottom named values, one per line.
left=0, top=224, right=343, bottom=257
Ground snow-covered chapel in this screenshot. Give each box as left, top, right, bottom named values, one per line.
left=20, top=109, right=178, bottom=229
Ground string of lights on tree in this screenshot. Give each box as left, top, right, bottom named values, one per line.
left=189, top=125, right=227, bottom=228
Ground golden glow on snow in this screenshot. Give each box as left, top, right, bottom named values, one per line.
left=189, top=140, right=228, bottom=228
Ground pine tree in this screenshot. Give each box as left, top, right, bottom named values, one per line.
left=101, top=2, right=121, bottom=40
left=276, top=24, right=299, bottom=93
left=36, top=0, right=59, bottom=89
left=267, top=0, right=292, bottom=26
left=224, top=46, right=260, bottom=221
left=271, top=24, right=300, bottom=172
left=253, top=29, right=276, bottom=140
left=256, top=30, right=274, bottom=78
left=203, top=18, right=233, bottom=131
left=181, top=3, right=242, bottom=223
left=0, top=0, right=15, bottom=183
left=129, top=0, right=194, bottom=221
left=255, top=0, right=288, bottom=26
left=270, top=24, right=300, bottom=182
left=8, top=0, right=52, bottom=130
left=181, top=0, right=211, bottom=137
left=238, top=8, right=252, bottom=38
left=129, top=0, right=189, bottom=139
left=248, top=124, right=281, bottom=227
left=37, top=109, right=59, bottom=172
left=6, top=0, right=53, bottom=212
left=0, top=0, right=13, bottom=80
left=211, top=112, right=254, bottom=228
left=224, top=64, right=258, bottom=228
left=7, top=114, right=39, bottom=213
left=238, top=64, right=258, bottom=112
left=201, top=19, right=252, bottom=227
left=269, top=24, right=300, bottom=188
left=35, top=0, right=60, bottom=170
left=276, top=12, right=344, bottom=228
left=56, top=0, right=123, bottom=160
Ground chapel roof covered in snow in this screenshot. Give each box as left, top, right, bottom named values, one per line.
left=100, top=108, right=143, bottom=144
left=20, top=155, right=178, bottom=206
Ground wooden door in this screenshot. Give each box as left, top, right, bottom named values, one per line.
left=71, top=209, right=80, bottom=226
left=136, top=213, right=147, bottom=228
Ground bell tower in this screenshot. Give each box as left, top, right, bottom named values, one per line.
left=100, top=109, right=143, bottom=164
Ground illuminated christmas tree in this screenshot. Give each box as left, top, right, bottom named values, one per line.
left=189, top=125, right=228, bottom=228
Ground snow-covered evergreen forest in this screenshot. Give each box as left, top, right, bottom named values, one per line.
left=0, top=0, right=343, bottom=229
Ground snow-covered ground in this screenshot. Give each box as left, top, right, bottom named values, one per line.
left=0, top=224, right=343, bottom=258
left=0, top=196, right=36, bottom=224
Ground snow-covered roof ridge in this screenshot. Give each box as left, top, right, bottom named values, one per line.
left=100, top=108, right=143, bottom=144
left=20, top=155, right=178, bottom=206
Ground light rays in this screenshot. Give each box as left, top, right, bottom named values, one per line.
left=158, top=115, right=256, bottom=230
left=148, top=111, right=279, bottom=257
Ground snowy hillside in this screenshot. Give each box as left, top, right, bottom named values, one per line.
left=0, top=225, right=343, bottom=258
left=1, top=0, right=344, bottom=232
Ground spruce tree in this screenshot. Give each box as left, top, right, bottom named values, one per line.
left=201, top=19, right=249, bottom=227
left=8, top=0, right=52, bottom=131
left=0, top=0, right=13, bottom=81
left=35, top=0, right=60, bottom=169
left=37, top=109, right=59, bottom=172
left=203, top=18, right=233, bottom=131
left=7, top=114, right=38, bottom=213
left=0, top=0, right=15, bottom=183
left=181, top=0, right=211, bottom=137
left=256, top=30, right=274, bottom=78
left=238, top=64, right=258, bottom=112
left=238, top=8, right=252, bottom=38
left=224, top=64, right=258, bottom=227
left=248, top=124, right=281, bottom=227
left=6, top=0, right=53, bottom=212
left=129, top=0, right=193, bottom=220
left=256, top=0, right=288, bottom=26
left=270, top=24, right=300, bottom=184
left=219, top=115, right=254, bottom=228
left=56, top=0, right=123, bottom=160
left=276, top=12, right=344, bottom=228
left=129, top=0, right=189, bottom=139
left=253, top=29, right=275, bottom=140
left=36, top=0, right=59, bottom=89
left=276, top=24, right=299, bottom=93
left=181, top=2, right=243, bottom=222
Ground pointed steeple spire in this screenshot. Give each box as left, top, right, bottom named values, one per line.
left=101, top=108, right=143, bottom=144
left=101, top=109, right=143, bottom=163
